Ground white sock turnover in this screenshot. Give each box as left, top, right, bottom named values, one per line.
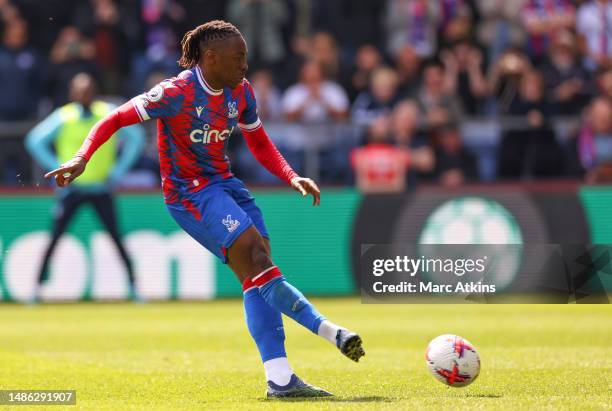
left=263, top=357, right=293, bottom=386
left=317, top=320, right=344, bottom=345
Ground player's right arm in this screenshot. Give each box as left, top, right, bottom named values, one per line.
left=45, top=79, right=185, bottom=187
left=44, top=101, right=142, bottom=187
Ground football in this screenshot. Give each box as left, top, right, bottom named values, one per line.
left=425, top=334, right=480, bottom=387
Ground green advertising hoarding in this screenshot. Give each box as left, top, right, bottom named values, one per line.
left=1, top=184, right=611, bottom=302
left=0, top=189, right=361, bottom=302
left=579, top=187, right=612, bottom=243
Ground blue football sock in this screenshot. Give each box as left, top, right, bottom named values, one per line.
left=257, top=273, right=326, bottom=334
left=243, top=286, right=287, bottom=362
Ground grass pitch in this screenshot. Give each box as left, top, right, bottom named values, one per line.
left=0, top=300, right=610, bottom=410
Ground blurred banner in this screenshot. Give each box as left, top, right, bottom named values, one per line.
left=0, top=184, right=611, bottom=302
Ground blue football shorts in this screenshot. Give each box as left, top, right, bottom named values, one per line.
left=166, top=177, right=268, bottom=263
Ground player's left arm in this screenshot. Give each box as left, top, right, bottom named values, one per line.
left=241, top=124, right=320, bottom=206
left=238, top=80, right=321, bottom=206
left=240, top=80, right=320, bottom=206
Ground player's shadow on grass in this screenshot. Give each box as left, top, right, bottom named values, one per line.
left=262, top=396, right=395, bottom=403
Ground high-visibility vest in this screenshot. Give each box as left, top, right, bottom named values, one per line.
left=56, top=101, right=117, bottom=185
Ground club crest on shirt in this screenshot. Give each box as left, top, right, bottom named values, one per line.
left=227, top=101, right=238, bottom=119
left=145, top=84, right=164, bottom=102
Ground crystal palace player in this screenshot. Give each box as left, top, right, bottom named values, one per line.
left=45, top=21, right=365, bottom=398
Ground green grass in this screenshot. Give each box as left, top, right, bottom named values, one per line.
left=0, top=300, right=610, bottom=410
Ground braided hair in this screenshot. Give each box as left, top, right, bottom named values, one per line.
left=178, top=20, right=242, bottom=68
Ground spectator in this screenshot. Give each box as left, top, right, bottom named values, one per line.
left=498, top=70, right=564, bottom=178
left=309, top=31, right=342, bottom=80
left=0, top=17, right=44, bottom=120
left=488, top=48, right=533, bottom=114
left=390, top=100, right=435, bottom=184
left=72, top=0, right=128, bottom=94
left=351, top=67, right=402, bottom=127
left=431, top=123, right=478, bottom=186
left=128, top=0, right=184, bottom=94
left=227, top=0, right=289, bottom=72
left=343, top=44, right=383, bottom=101
left=274, top=33, right=310, bottom=90
left=350, top=115, right=411, bottom=193
left=49, top=26, right=98, bottom=106
left=416, top=60, right=463, bottom=129
left=385, top=0, right=440, bottom=58
left=394, top=44, right=422, bottom=97
left=0, top=0, right=20, bottom=22
left=281, top=60, right=349, bottom=123
left=438, top=0, right=473, bottom=47
left=441, top=40, right=490, bottom=115
left=521, top=0, right=575, bottom=63
left=597, top=68, right=612, bottom=99
left=250, top=69, right=282, bottom=121
left=475, top=0, right=527, bottom=63
left=577, top=0, right=612, bottom=71
left=5, top=0, right=74, bottom=50
left=577, top=97, right=612, bottom=182
left=283, top=32, right=342, bottom=83
left=541, top=30, right=592, bottom=115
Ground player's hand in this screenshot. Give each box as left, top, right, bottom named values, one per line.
left=44, top=156, right=88, bottom=187
left=291, top=176, right=321, bottom=206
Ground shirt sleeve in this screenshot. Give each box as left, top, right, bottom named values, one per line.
left=131, top=78, right=186, bottom=121
left=242, top=125, right=298, bottom=185
left=238, top=80, right=262, bottom=131
left=76, top=101, right=142, bottom=161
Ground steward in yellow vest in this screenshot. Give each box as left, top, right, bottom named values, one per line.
left=24, top=73, right=145, bottom=302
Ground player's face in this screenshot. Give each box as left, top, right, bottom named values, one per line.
left=215, top=35, right=249, bottom=88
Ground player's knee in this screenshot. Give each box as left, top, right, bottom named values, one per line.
left=250, top=243, right=272, bottom=273
left=246, top=235, right=272, bottom=275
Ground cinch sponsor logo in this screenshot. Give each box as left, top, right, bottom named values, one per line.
left=190, top=124, right=235, bottom=144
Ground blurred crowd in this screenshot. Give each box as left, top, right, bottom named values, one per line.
left=3, top=0, right=612, bottom=190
